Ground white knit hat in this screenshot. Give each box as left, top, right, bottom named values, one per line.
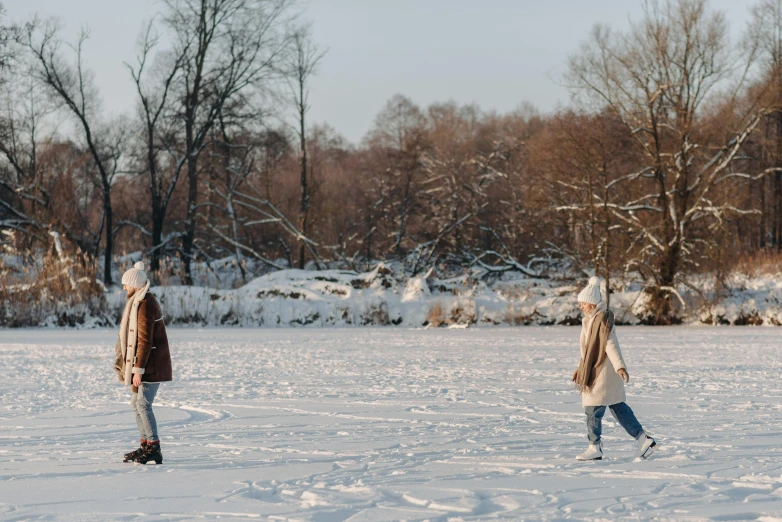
left=577, top=276, right=603, bottom=304
left=122, top=261, right=148, bottom=289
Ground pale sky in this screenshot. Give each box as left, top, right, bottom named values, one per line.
left=5, top=0, right=754, bottom=144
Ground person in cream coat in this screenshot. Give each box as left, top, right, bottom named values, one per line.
left=572, top=276, right=656, bottom=461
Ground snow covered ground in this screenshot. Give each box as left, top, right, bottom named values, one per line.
left=2, top=327, right=782, bottom=520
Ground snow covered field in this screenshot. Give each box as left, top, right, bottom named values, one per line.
left=2, top=327, right=782, bottom=521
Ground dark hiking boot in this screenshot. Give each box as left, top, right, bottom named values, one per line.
left=123, top=441, right=148, bottom=463
left=134, top=442, right=163, bottom=465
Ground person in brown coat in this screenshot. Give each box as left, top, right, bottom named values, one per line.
left=114, top=261, right=172, bottom=464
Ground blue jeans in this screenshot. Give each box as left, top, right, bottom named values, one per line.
left=131, top=383, right=160, bottom=442
left=585, top=402, right=643, bottom=444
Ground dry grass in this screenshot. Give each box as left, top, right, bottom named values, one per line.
left=497, top=285, right=531, bottom=300
left=426, top=301, right=445, bottom=327
left=425, top=300, right=477, bottom=327
left=0, top=240, right=106, bottom=327
left=116, top=254, right=234, bottom=289
left=733, top=250, right=782, bottom=278
left=503, top=302, right=547, bottom=326
left=448, top=303, right=476, bottom=326
left=504, top=303, right=528, bottom=326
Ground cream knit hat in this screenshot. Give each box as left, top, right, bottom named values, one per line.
left=122, top=261, right=148, bottom=289
left=577, top=276, right=602, bottom=304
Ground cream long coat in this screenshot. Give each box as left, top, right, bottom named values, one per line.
left=579, top=302, right=628, bottom=407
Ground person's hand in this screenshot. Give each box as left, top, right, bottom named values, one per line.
left=132, top=373, right=142, bottom=387
left=618, top=368, right=629, bottom=383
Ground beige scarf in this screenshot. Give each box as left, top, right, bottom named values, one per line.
left=114, top=281, right=150, bottom=386
left=573, top=302, right=614, bottom=393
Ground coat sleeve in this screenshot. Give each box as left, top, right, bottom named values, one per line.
left=133, top=299, right=153, bottom=374
left=604, top=327, right=627, bottom=372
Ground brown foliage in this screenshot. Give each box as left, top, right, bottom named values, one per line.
left=0, top=235, right=106, bottom=326
left=5, top=0, right=782, bottom=327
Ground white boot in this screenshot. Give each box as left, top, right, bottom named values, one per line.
left=635, top=432, right=656, bottom=459
left=576, top=441, right=603, bottom=461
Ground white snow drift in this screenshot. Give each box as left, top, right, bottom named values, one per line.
left=99, top=263, right=782, bottom=327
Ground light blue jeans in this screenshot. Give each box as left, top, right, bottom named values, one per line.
left=131, top=383, right=160, bottom=442
left=585, top=402, right=643, bottom=444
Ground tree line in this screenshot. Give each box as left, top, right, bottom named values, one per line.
left=2, top=0, right=782, bottom=324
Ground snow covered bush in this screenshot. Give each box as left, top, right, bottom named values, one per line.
left=7, top=245, right=782, bottom=328
left=0, top=234, right=109, bottom=327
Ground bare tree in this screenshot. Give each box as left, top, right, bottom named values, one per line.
left=366, top=94, right=430, bottom=258
left=415, top=103, right=504, bottom=273
left=27, top=23, right=121, bottom=285
left=284, top=24, right=325, bottom=269
left=162, top=0, right=292, bottom=284
left=0, top=78, right=52, bottom=247
left=745, top=0, right=782, bottom=249
left=0, top=6, right=45, bottom=247
left=126, top=20, right=186, bottom=273
left=202, top=126, right=324, bottom=273
left=567, top=0, right=772, bottom=322
left=535, top=111, right=639, bottom=307
left=203, top=159, right=280, bottom=272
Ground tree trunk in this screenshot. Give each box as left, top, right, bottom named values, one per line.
left=603, top=169, right=610, bottom=310
left=150, top=195, right=163, bottom=273
left=395, top=172, right=413, bottom=256
left=653, top=239, right=681, bottom=324
left=148, top=122, right=163, bottom=274
left=183, top=153, right=198, bottom=285
left=297, top=98, right=308, bottom=269
left=776, top=172, right=782, bottom=250
left=776, top=109, right=782, bottom=250
left=760, top=169, right=767, bottom=249
left=103, top=186, right=113, bottom=286
left=228, top=196, right=246, bottom=284
left=182, top=78, right=199, bottom=285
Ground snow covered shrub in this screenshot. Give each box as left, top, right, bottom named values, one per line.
left=504, top=303, right=525, bottom=326
left=557, top=315, right=582, bottom=326
left=424, top=299, right=476, bottom=327
left=156, top=287, right=213, bottom=325
left=448, top=300, right=477, bottom=326
left=359, top=300, right=390, bottom=325
left=426, top=301, right=445, bottom=327
left=733, top=310, right=764, bottom=326
left=0, top=235, right=108, bottom=327
left=699, top=313, right=731, bottom=326
left=504, top=304, right=545, bottom=326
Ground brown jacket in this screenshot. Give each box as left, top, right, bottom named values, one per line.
left=133, top=293, right=172, bottom=383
